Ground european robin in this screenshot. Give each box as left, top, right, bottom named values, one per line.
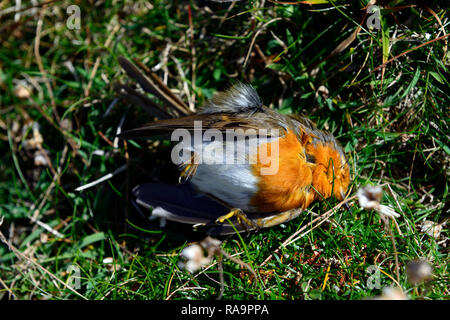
left=117, top=57, right=351, bottom=235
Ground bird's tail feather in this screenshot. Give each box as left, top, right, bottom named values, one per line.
left=116, top=56, right=192, bottom=118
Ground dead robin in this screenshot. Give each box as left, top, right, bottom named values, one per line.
left=117, top=57, right=351, bottom=235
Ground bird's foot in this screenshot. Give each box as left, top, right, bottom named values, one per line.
left=216, top=208, right=259, bottom=235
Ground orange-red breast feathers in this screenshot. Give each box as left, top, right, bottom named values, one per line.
left=251, top=128, right=350, bottom=213
left=250, top=129, right=315, bottom=212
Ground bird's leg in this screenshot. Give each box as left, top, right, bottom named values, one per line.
left=216, top=208, right=259, bottom=233
left=178, top=151, right=199, bottom=184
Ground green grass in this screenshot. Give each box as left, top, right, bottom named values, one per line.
left=0, top=0, right=448, bottom=300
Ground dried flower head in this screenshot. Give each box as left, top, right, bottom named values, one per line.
left=200, top=236, right=222, bottom=256
left=102, top=257, right=122, bottom=272
left=14, top=82, right=32, bottom=99
left=34, top=151, right=48, bottom=166
left=406, top=260, right=432, bottom=285
left=178, top=244, right=212, bottom=273
left=357, top=185, right=382, bottom=210
left=357, top=185, right=399, bottom=218
left=420, top=220, right=445, bottom=239
left=22, top=122, right=43, bottom=150
left=378, top=204, right=400, bottom=219
left=178, top=237, right=223, bottom=273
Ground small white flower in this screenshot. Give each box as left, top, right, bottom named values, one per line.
left=178, top=244, right=211, bottom=273
left=103, top=257, right=114, bottom=264
left=34, top=152, right=48, bottom=166
left=357, top=185, right=399, bottom=218
left=420, top=220, right=444, bottom=239
left=178, top=237, right=222, bottom=273
left=102, top=257, right=122, bottom=271
left=357, top=185, right=382, bottom=210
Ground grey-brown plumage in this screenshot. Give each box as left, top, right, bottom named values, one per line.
left=199, top=83, right=262, bottom=114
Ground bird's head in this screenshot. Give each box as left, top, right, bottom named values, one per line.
left=305, top=137, right=350, bottom=202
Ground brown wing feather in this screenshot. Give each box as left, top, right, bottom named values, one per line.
left=118, top=113, right=274, bottom=139
left=118, top=56, right=191, bottom=117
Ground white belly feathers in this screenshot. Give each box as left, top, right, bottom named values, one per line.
left=172, top=132, right=281, bottom=212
